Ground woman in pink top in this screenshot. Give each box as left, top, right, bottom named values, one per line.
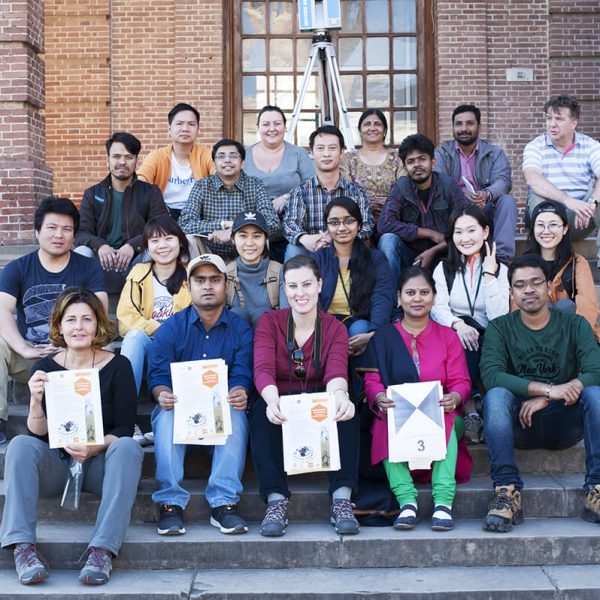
left=251, top=255, right=360, bottom=538
left=361, top=266, right=472, bottom=531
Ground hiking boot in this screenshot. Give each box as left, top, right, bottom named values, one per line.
left=431, top=505, right=454, bottom=531
left=157, top=504, right=185, bottom=536
left=330, top=499, right=360, bottom=535
left=393, top=504, right=419, bottom=530
left=259, top=498, right=289, bottom=537
left=210, top=504, right=248, bottom=534
left=13, top=543, right=48, bottom=585
left=583, top=484, right=600, bottom=523
left=483, top=485, right=523, bottom=532
left=464, top=413, right=484, bottom=445
left=79, top=546, right=112, bottom=585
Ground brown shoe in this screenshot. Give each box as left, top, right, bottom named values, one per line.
left=583, top=484, right=600, bottom=523
left=483, top=484, right=524, bottom=532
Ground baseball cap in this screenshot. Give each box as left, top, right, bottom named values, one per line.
left=187, top=254, right=227, bottom=278
left=531, top=200, right=568, bottom=225
left=231, top=211, right=269, bottom=235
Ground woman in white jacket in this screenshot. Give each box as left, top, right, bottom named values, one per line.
left=431, top=205, right=509, bottom=444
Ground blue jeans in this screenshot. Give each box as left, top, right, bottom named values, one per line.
left=483, top=194, right=517, bottom=260
left=377, top=233, right=419, bottom=287
left=120, top=329, right=153, bottom=395
left=284, top=243, right=309, bottom=263
left=483, top=386, right=600, bottom=490
left=151, top=404, right=249, bottom=508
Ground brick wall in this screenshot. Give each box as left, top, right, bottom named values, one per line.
left=0, top=0, right=52, bottom=244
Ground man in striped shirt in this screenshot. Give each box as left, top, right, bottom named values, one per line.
left=523, top=95, right=600, bottom=248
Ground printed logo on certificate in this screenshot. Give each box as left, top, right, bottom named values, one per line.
left=170, top=359, right=232, bottom=445
left=280, top=392, right=341, bottom=475
left=45, top=369, right=104, bottom=449
left=386, top=381, right=446, bottom=469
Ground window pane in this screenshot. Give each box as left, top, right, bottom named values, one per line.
left=366, top=74, right=390, bottom=107
left=296, top=75, right=320, bottom=109
left=340, top=74, right=363, bottom=108
left=296, top=38, right=312, bottom=71
left=241, top=1, right=266, bottom=34
left=297, top=115, right=320, bottom=147
left=341, top=0, right=362, bottom=34
left=270, top=75, right=295, bottom=110
left=346, top=111, right=362, bottom=147
left=338, top=38, right=363, bottom=71
left=269, top=1, right=293, bottom=34
left=393, top=110, right=418, bottom=143
left=393, top=73, right=417, bottom=106
left=393, top=0, right=417, bottom=32
left=393, top=37, right=417, bottom=69
left=365, top=0, right=389, bottom=33
left=366, top=38, right=389, bottom=70
left=242, top=39, right=266, bottom=72
left=270, top=39, right=293, bottom=70
left=243, top=113, right=259, bottom=146
left=242, top=75, right=267, bottom=109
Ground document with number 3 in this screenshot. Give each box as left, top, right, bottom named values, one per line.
left=387, top=381, right=446, bottom=470
left=45, top=369, right=104, bottom=449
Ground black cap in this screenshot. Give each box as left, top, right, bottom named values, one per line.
left=531, top=200, right=568, bottom=225
left=231, top=211, right=269, bottom=235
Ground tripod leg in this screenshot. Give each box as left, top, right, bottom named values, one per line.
left=285, top=47, right=319, bottom=143
left=324, top=45, right=355, bottom=151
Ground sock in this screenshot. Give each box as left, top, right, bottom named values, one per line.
left=399, top=503, right=417, bottom=517
left=267, top=493, right=286, bottom=504
left=432, top=503, right=452, bottom=520
left=332, top=486, right=352, bottom=501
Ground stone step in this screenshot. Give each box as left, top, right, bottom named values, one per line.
left=0, top=473, right=589, bottom=524
left=0, top=518, right=598, bottom=571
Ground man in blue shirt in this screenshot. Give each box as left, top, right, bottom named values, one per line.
left=148, top=253, right=254, bottom=536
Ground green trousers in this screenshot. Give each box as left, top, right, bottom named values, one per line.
left=383, top=416, right=463, bottom=507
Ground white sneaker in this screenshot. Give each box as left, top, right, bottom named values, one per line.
left=143, top=431, right=154, bottom=445
left=133, top=424, right=146, bottom=445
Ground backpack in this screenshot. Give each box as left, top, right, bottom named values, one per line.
left=226, top=260, right=282, bottom=309
left=558, top=257, right=577, bottom=299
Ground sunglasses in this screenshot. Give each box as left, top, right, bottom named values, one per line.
left=290, top=348, right=306, bottom=381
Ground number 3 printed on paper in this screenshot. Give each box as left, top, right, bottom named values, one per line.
left=417, top=439, right=425, bottom=452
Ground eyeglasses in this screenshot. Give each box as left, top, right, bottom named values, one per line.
left=215, top=153, right=241, bottom=160
left=326, top=217, right=358, bottom=228
left=511, top=278, right=547, bottom=290
left=291, top=348, right=306, bottom=380
left=534, top=222, right=564, bottom=233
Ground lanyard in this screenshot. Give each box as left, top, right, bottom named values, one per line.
left=461, top=263, right=483, bottom=317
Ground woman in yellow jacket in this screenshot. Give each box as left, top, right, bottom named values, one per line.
left=117, top=216, right=192, bottom=442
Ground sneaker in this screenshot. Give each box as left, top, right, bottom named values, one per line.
left=393, top=504, right=419, bottom=530
left=330, top=499, right=360, bottom=535
left=431, top=505, right=454, bottom=531
left=0, top=420, right=7, bottom=445
left=13, top=543, right=48, bottom=585
left=79, top=546, right=112, bottom=585
left=583, top=484, right=600, bottom=523
left=210, top=504, right=248, bottom=534
left=157, top=504, right=185, bottom=536
left=143, top=431, right=154, bottom=445
left=132, top=424, right=146, bottom=445
left=259, top=499, right=289, bottom=537
left=464, top=413, right=484, bottom=445
left=483, top=485, right=523, bottom=532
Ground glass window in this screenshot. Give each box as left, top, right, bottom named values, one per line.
left=270, top=75, right=295, bottom=110
left=340, top=74, right=363, bottom=108
left=242, top=39, right=266, bottom=72
left=366, top=38, right=389, bottom=70
left=366, top=74, right=390, bottom=107
left=393, top=0, right=417, bottom=32
left=338, top=38, right=363, bottom=71
left=242, top=75, right=267, bottom=109
left=394, top=73, right=417, bottom=106
left=341, top=0, right=363, bottom=34
left=241, top=1, right=266, bottom=34
left=269, top=1, right=293, bottom=34
left=365, top=0, right=390, bottom=33
left=393, top=37, right=416, bottom=69
left=270, top=39, right=293, bottom=70
left=394, top=110, right=418, bottom=142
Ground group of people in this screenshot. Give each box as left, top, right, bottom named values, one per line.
left=1, top=93, right=600, bottom=586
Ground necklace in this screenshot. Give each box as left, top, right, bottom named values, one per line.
left=63, top=348, right=96, bottom=369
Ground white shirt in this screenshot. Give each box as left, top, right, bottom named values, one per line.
left=163, top=153, right=195, bottom=210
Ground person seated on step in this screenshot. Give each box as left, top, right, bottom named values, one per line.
left=147, top=254, right=253, bottom=537
left=116, top=215, right=192, bottom=445
left=178, top=139, right=280, bottom=263
left=434, top=103, right=517, bottom=262
left=251, top=255, right=360, bottom=537
left=226, top=210, right=288, bottom=329
left=377, top=134, right=466, bottom=286
left=525, top=200, right=600, bottom=341
left=0, top=197, right=107, bottom=446
left=137, top=102, right=216, bottom=222
left=0, top=288, right=143, bottom=586
left=523, top=95, right=600, bottom=264
left=75, top=132, right=169, bottom=292
left=360, top=266, right=472, bottom=532
left=282, top=125, right=374, bottom=263
left=480, top=254, right=600, bottom=533
left=431, top=205, right=510, bottom=445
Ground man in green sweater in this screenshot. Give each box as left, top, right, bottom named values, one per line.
left=480, top=254, right=600, bottom=532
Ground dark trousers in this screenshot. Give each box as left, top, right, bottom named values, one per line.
left=249, top=398, right=360, bottom=502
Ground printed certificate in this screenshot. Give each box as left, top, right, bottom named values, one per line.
left=171, top=359, right=231, bottom=445
left=280, top=392, right=341, bottom=475
left=45, top=369, right=104, bottom=449
left=387, top=381, right=447, bottom=469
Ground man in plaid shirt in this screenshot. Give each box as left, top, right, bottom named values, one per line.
left=283, top=125, right=373, bottom=261
left=179, top=139, right=280, bottom=260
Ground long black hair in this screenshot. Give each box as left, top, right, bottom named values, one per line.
left=324, top=196, right=375, bottom=319
left=527, top=201, right=573, bottom=280
left=445, top=205, right=492, bottom=274
left=142, top=216, right=189, bottom=295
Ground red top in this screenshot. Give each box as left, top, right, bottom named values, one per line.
left=254, top=308, right=349, bottom=396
